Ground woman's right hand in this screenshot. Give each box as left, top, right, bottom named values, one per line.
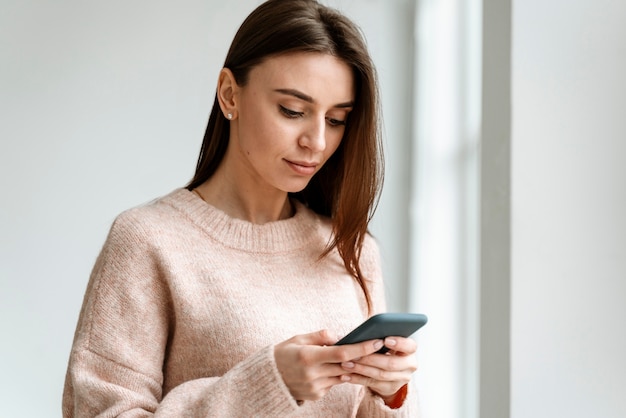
left=274, top=330, right=384, bottom=402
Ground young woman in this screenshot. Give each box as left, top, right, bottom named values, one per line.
left=63, top=0, right=420, bottom=416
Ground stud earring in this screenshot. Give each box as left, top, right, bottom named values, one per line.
left=227, top=113, right=233, bottom=120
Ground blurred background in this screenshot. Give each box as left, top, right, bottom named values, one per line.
left=1, top=0, right=625, bottom=417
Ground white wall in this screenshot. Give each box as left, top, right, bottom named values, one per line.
left=0, top=1, right=414, bottom=416
left=511, top=0, right=626, bottom=417
left=0, top=2, right=236, bottom=415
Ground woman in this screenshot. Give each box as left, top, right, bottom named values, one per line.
left=63, top=0, right=420, bottom=416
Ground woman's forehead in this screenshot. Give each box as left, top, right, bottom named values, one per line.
left=246, top=52, right=355, bottom=104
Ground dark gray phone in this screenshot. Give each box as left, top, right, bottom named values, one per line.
left=335, top=313, right=428, bottom=353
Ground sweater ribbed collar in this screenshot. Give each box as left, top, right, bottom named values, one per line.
left=162, top=188, right=326, bottom=254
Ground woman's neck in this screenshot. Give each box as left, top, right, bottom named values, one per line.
left=193, top=175, right=294, bottom=225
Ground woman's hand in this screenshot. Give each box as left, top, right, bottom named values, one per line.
left=339, top=336, right=418, bottom=400
left=274, top=330, right=385, bottom=402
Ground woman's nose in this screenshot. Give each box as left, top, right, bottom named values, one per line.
left=299, top=117, right=327, bottom=152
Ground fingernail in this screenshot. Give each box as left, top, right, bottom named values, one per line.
left=341, top=375, right=351, bottom=382
left=342, top=361, right=355, bottom=369
left=374, top=340, right=384, bottom=350
left=386, top=338, right=397, bottom=347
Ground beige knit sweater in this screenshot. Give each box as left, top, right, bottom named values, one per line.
left=63, top=188, right=419, bottom=417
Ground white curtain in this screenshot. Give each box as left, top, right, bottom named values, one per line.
left=409, top=1, right=481, bottom=417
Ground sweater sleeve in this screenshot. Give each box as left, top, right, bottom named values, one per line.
left=357, top=384, right=421, bottom=418
left=62, top=212, right=299, bottom=418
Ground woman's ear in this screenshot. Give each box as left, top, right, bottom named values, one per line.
left=217, top=68, right=239, bottom=120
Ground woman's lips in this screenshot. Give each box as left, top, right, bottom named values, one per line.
left=285, top=159, right=318, bottom=175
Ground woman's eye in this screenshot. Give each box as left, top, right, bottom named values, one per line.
left=327, top=117, right=346, bottom=127
left=279, top=105, right=303, bottom=118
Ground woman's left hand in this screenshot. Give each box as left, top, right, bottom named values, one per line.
left=339, top=336, right=418, bottom=399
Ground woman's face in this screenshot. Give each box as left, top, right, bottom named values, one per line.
left=227, top=52, right=355, bottom=194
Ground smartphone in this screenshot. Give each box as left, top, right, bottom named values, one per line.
left=335, top=313, right=428, bottom=353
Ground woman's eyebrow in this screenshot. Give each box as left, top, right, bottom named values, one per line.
left=274, top=88, right=354, bottom=108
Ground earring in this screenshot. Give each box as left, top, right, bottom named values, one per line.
left=227, top=113, right=233, bottom=120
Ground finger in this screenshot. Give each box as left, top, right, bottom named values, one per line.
left=288, top=374, right=348, bottom=401
left=340, top=372, right=404, bottom=398
left=347, top=351, right=418, bottom=374
left=341, top=359, right=414, bottom=383
left=314, top=362, right=354, bottom=379
left=342, top=345, right=417, bottom=375
left=323, top=339, right=385, bottom=364
left=382, top=336, right=417, bottom=355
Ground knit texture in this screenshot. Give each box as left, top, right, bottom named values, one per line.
left=63, top=188, right=420, bottom=417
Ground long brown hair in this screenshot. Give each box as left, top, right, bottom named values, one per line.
left=187, top=0, right=384, bottom=311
